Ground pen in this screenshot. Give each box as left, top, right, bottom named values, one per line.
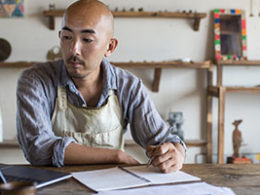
left=0, top=170, right=7, bottom=184
left=146, top=127, right=173, bottom=167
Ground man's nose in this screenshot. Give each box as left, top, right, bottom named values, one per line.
left=72, top=39, right=81, bottom=55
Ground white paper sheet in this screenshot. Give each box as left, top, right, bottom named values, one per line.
left=72, top=165, right=201, bottom=192
left=125, top=165, right=201, bottom=184
left=72, top=167, right=147, bottom=191
left=97, top=182, right=236, bottom=195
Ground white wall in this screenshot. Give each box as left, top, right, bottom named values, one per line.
left=1, top=0, right=260, bottom=163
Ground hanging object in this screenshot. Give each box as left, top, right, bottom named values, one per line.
left=0, top=38, right=11, bottom=62
left=0, top=0, right=24, bottom=18
left=214, top=9, right=247, bottom=61
left=46, top=46, right=62, bottom=61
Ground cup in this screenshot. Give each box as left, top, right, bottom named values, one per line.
left=0, top=181, right=36, bottom=195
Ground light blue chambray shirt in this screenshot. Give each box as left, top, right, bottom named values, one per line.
left=16, top=58, right=186, bottom=167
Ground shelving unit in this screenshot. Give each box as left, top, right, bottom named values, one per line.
left=1, top=7, right=210, bottom=163
left=207, top=60, right=260, bottom=164
left=43, top=9, right=207, bottom=30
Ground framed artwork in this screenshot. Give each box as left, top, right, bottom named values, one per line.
left=0, top=0, right=24, bottom=17
left=214, top=9, right=247, bottom=61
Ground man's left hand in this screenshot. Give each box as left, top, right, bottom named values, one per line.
left=146, top=142, right=185, bottom=173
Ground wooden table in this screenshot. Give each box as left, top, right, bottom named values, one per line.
left=36, top=164, right=260, bottom=195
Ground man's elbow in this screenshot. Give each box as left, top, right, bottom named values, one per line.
left=25, top=147, right=53, bottom=166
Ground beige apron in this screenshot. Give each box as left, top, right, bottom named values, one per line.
left=51, top=87, right=124, bottom=150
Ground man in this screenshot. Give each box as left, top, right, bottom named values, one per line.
left=17, top=0, right=185, bottom=173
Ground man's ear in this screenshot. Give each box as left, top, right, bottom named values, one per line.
left=58, top=31, right=62, bottom=39
left=104, top=38, right=118, bottom=57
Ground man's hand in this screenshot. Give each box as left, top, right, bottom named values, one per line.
left=115, top=150, right=140, bottom=165
left=146, top=142, right=185, bottom=173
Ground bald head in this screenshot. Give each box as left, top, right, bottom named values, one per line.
left=59, top=0, right=118, bottom=80
left=62, top=0, right=114, bottom=37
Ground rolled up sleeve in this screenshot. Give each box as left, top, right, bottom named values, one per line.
left=16, top=69, right=75, bottom=167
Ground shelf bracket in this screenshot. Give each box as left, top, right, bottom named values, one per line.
left=48, top=16, right=55, bottom=30
left=152, top=68, right=162, bottom=92
left=193, top=14, right=201, bottom=31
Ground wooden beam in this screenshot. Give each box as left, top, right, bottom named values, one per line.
left=208, top=86, right=220, bottom=97
left=206, top=67, right=213, bottom=163
left=217, top=63, right=223, bottom=86
left=218, top=86, right=226, bottom=164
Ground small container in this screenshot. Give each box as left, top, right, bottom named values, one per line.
left=0, top=181, right=36, bottom=195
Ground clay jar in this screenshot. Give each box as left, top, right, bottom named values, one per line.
left=0, top=181, right=36, bottom=195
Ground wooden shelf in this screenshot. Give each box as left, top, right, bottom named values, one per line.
left=0, top=61, right=38, bottom=68
left=226, top=86, right=260, bottom=92
left=0, top=140, right=19, bottom=148
left=185, top=139, right=207, bottom=147
left=208, top=86, right=260, bottom=97
left=217, top=60, right=260, bottom=66
left=114, top=60, right=211, bottom=69
left=125, top=139, right=206, bottom=147
left=0, top=60, right=211, bottom=69
left=0, top=60, right=212, bottom=92
left=43, top=9, right=207, bottom=31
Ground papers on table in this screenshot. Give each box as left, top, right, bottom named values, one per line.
left=72, top=165, right=201, bottom=192
left=97, top=182, right=236, bottom=195
left=124, top=165, right=201, bottom=184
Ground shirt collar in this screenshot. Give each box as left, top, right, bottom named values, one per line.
left=101, top=58, right=117, bottom=92
left=60, top=58, right=118, bottom=94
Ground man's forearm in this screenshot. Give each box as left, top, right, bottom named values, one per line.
left=64, top=142, right=121, bottom=164
left=64, top=142, right=139, bottom=165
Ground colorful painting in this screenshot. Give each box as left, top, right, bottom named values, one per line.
left=0, top=0, right=24, bottom=17
left=214, top=9, right=247, bottom=61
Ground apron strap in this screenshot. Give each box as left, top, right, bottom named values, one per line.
left=108, top=89, right=115, bottom=96
left=57, top=87, right=67, bottom=110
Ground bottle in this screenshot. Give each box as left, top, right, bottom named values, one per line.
left=0, top=107, right=3, bottom=142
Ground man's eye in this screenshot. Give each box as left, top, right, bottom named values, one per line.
left=63, top=35, right=72, bottom=40
left=83, top=38, right=93, bottom=43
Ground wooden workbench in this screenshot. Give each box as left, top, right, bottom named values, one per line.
left=35, top=163, right=260, bottom=195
